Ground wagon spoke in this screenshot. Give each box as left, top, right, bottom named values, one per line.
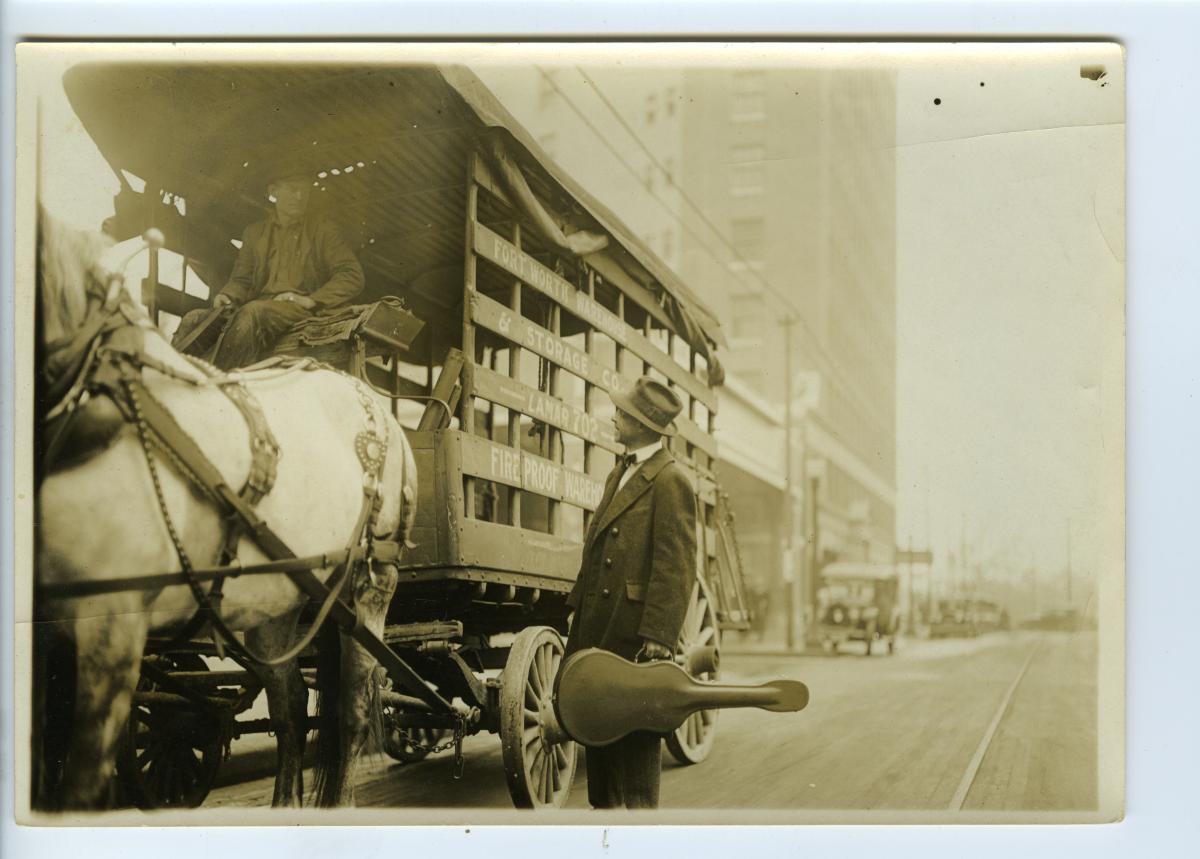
left=534, top=753, right=546, bottom=801
left=541, top=755, right=553, bottom=804
left=528, top=655, right=545, bottom=698
left=531, top=648, right=544, bottom=693
left=547, top=753, right=557, bottom=799
left=534, top=647, right=549, bottom=695
left=525, top=680, right=540, bottom=709
left=523, top=724, right=542, bottom=751
left=528, top=744, right=545, bottom=780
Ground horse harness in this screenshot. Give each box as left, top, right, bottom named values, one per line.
left=42, top=298, right=398, bottom=666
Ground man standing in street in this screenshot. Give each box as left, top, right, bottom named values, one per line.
left=565, top=375, right=697, bottom=810
left=178, top=154, right=365, bottom=369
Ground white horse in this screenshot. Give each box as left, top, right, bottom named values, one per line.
left=34, top=208, right=417, bottom=810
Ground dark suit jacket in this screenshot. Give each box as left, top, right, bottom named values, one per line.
left=565, top=448, right=697, bottom=661
left=217, top=213, right=364, bottom=308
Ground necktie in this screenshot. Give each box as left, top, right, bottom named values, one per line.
left=614, top=452, right=639, bottom=492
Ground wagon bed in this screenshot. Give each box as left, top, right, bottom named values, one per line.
left=59, top=58, right=755, bottom=809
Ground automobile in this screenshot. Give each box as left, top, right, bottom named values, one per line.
left=1019, top=608, right=1082, bottom=632
left=969, top=599, right=1010, bottom=632
left=928, top=598, right=981, bottom=638
left=814, top=563, right=902, bottom=656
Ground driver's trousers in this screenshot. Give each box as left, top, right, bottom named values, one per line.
left=176, top=299, right=310, bottom=370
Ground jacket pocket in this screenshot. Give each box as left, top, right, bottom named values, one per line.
left=625, top=582, right=646, bottom=602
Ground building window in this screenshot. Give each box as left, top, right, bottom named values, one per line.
left=643, top=162, right=655, bottom=192
left=665, top=86, right=678, bottom=117
left=729, top=143, right=766, bottom=196
left=731, top=217, right=765, bottom=268
left=731, top=70, right=767, bottom=121
left=731, top=292, right=765, bottom=340
left=663, top=156, right=675, bottom=183
left=645, top=93, right=658, bottom=125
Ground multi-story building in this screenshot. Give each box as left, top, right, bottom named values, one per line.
left=480, top=63, right=897, bottom=643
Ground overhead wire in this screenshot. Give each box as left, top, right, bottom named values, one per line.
left=572, top=66, right=888, bottom=429
left=536, top=65, right=891, bottom=433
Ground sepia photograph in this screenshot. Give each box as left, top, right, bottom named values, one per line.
left=12, top=40, right=1123, bottom=826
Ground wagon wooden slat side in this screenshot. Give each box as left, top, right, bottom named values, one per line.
left=56, top=60, right=756, bottom=808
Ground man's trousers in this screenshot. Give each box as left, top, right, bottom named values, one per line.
left=584, top=731, right=662, bottom=809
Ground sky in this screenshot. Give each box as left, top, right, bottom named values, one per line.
left=893, top=46, right=1123, bottom=589
left=25, top=43, right=1124, bottom=594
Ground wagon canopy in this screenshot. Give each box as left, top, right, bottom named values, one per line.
left=62, top=61, right=725, bottom=368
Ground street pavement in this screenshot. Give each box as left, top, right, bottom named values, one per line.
left=204, top=629, right=1097, bottom=813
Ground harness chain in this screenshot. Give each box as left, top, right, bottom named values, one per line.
left=43, top=303, right=465, bottom=723
left=120, top=364, right=385, bottom=668
left=44, top=303, right=408, bottom=676
left=125, top=377, right=326, bottom=666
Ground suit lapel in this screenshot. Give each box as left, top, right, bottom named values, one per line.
left=584, top=466, right=625, bottom=547
left=587, top=449, right=674, bottom=546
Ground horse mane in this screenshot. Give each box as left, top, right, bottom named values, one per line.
left=38, top=207, right=114, bottom=344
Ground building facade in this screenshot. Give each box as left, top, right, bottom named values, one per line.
left=480, top=64, right=898, bottom=643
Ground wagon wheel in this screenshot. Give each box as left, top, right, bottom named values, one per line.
left=116, top=653, right=226, bottom=809
left=499, top=626, right=577, bottom=809
left=666, top=583, right=721, bottom=765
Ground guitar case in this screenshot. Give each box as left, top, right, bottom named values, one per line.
left=553, top=648, right=809, bottom=747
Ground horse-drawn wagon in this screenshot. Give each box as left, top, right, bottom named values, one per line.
left=36, top=60, right=752, bottom=810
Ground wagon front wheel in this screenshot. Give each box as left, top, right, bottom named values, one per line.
left=116, top=654, right=225, bottom=809
left=666, top=583, right=721, bottom=765
left=499, top=626, right=577, bottom=809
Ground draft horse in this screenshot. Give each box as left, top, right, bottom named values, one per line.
left=33, top=209, right=417, bottom=810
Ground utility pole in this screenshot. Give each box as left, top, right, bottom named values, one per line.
left=781, top=314, right=799, bottom=651
left=1030, top=562, right=1039, bottom=618
left=923, top=465, right=932, bottom=624
left=1066, top=517, right=1073, bottom=608
left=906, top=532, right=915, bottom=633
left=959, top=509, right=967, bottom=599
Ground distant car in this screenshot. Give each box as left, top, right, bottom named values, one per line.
left=1019, top=608, right=1081, bottom=631
left=928, top=599, right=979, bottom=638
left=815, top=563, right=902, bottom=656
left=969, top=599, right=1010, bottom=632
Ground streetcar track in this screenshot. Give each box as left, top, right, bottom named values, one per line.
left=948, top=637, right=1042, bottom=810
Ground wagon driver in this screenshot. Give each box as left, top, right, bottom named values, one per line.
left=564, top=375, right=696, bottom=810
left=176, top=152, right=365, bottom=369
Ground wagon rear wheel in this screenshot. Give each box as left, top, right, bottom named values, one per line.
left=666, top=583, right=721, bottom=765
left=499, top=626, right=577, bottom=809
left=116, top=654, right=225, bottom=809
